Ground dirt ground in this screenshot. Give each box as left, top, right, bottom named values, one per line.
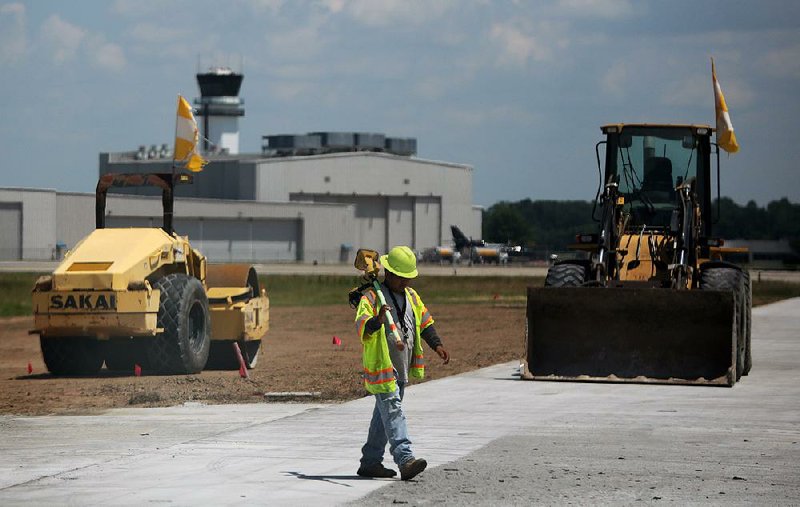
left=0, top=303, right=526, bottom=416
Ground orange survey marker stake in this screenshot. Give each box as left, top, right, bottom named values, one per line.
left=232, top=342, right=249, bottom=378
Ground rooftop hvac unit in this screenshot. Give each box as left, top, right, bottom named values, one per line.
left=354, top=132, right=386, bottom=151
left=385, top=137, right=417, bottom=156
left=264, top=134, right=322, bottom=155
left=310, top=131, right=355, bottom=150
left=147, top=145, right=158, bottom=159
left=135, top=145, right=147, bottom=160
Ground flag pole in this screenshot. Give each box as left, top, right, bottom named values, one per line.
left=172, top=95, right=181, bottom=183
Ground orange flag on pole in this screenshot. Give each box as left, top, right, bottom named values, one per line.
left=174, top=95, right=207, bottom=172
left=711, top=58, right=740, bottom=153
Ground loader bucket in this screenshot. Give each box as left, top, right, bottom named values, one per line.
left=523, top=287, right=737, bottom=386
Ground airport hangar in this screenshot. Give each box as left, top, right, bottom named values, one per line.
left=0, top=148, right=482, bottom=264
left=0, top=67, right=482, bottom=263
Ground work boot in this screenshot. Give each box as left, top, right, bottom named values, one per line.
left=357, top=463, right=397, bottom=478
left=399, top=458, right=427, bottom=481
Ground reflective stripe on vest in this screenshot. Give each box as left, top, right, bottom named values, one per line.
left=420, top=307, right=433, bottom=329
left=363, top=365, right=395, bottom=385
left=355, top=313, right=371, bottom=338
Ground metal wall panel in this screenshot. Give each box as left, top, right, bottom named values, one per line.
left=414, top=196, right=441, bottom=249
left=0, top=202, right=22, bottom=260
left=0, top=189, right=57, bottom=260
left=251, top=219, right=300, bottom=261
left=105, top=217, right=157, bottom=228
left=388, top=197, right=414, bottom=249
left=353, top=197, right=386, bottom=253
left=102, top=217, right=300, bottom=262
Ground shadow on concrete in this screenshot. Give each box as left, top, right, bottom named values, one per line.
left=284, top=471, right=380, bottom=487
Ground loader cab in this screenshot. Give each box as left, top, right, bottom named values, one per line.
left=600, top=124, right=713, bottom=238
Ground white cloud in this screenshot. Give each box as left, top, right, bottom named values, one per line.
left=269, top=80, right=317, bottom=101
left=660, top=76, right=707, bottom=108
left=339, top=0, right=457, bottom=27
left=443, top=105, right=539, bottom=128
left=35, top=14, right=126, bottom=71
left=128, top=23, right=193, bottom=45
left=489, top=21, right=557, bottom=67
left=40, top=15, right=86, bottom=64
left=0, top=2, right=27, bottom=63
left=760, top=43, right=800, bottom=80
left=264, top=14, right=330, bottom=61
left=249, top=0, right=286, bottom=11
left=414, top=76, right=451, bottom=101
left=601, top=61, right=628, bottom=98
left=319, top=0, right=346, bottom=14
left=112, top=0, right=178, bottom=17
left=87, top=36, right=126, bottom=72
left=556, top=0, right=635, bottom=19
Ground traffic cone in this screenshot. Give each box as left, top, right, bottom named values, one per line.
left=134, top=364, right=142, bottom=377
left=27, top=362, right=32, bottom=375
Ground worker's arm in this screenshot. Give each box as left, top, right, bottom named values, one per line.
left=413, top=288, right=450, bottom=364
left=364, top=305, right=389, bottom=334
left=421, top=324, right=450, bottom=364
left=355, top=291, right=384, bottom=342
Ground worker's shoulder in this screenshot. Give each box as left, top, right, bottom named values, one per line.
left=406, top=286, right=423, bottom=302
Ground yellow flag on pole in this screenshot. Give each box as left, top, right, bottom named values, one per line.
left=711, top=58, right=739, bottom=153
left=174, top=95, right=207, bottom=172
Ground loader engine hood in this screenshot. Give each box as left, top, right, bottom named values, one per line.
left=53, top=228, right=183, bottom=291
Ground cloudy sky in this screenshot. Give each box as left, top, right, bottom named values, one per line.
left=1, top=0, right=798, bottom=207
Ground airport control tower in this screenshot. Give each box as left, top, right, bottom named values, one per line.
left=195, top=66, right=244, bottom=154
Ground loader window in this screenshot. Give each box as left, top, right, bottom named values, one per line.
left=611, top=127, right=699, bottom=228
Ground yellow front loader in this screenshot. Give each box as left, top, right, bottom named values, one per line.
left=30, top=173, right=269, bottom=375
left=523, top=124, right=751, bottom=386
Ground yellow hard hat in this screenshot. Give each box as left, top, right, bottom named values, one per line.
left=380, top=246, right=418, bottom=279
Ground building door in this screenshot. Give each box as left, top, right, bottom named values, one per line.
left=0, top=202, right=22, bottom=260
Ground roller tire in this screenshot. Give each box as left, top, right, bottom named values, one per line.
left=40, top=336, right=104, bottom=376
left=205, top=340, right=261, bottom=370
left=545, top=264, right=587, bottom=287
left=146, top=274, right=211, bottom=374
left=699, top=266, right=745, bottom=381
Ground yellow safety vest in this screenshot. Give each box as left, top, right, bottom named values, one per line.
left=354, top=286, right=434, bottom=394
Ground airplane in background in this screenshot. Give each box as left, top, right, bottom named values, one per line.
left=419, top=225, right=528, bottom=265
left=450, top=225, right=509, bottom=264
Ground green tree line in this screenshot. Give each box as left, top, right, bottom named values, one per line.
left=483, top=197, right=800, bottom=252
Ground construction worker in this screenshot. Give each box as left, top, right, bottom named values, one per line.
left=354, top=245, right=450, bottom=481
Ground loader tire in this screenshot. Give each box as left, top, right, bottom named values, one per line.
left=40, top=336, right=104, bottom=376
left=104, top=339, right=149, bottom=372
left=146, top=274, right=211, bottom=374
left=545, top=263, right=587, bottom=287
left=743, top=271, right=752, bottom=375
left=700, top=267, right=744, bottom=381
left=205, top=340, right=261, bottom=370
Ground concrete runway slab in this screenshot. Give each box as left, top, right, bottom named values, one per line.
left=1, top=299, right=799, bottom=505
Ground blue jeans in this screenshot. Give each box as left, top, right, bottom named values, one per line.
left=360, top=382, right=413, bottom=467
